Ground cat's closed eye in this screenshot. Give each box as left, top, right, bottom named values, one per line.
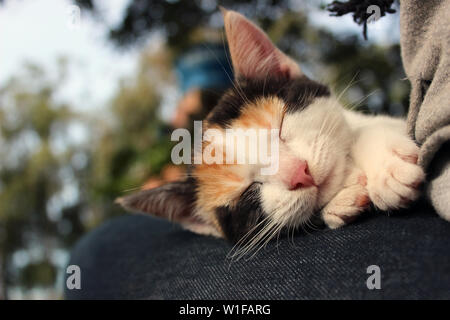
left=239, top=181, right=262, bottom=199
left=243, top=181, right=262, bottom=194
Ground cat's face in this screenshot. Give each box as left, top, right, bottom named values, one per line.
left=118, top=9, right=352, bottom=247
left=194, top=77, right=353, bottom=243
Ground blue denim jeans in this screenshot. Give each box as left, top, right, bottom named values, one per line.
left=65, top=201, right=450, bottom=299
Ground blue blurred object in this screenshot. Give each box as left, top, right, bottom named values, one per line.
left=175, top=43, right=233, bottom=93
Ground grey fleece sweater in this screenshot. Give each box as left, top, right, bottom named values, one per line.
left=400, top=0, right=450, bottom=220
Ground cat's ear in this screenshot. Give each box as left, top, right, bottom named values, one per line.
left=221, top=8, right=302, bottom=80
left=116, top=179, right=221, bottom=237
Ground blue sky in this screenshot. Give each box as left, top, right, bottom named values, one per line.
left=0, top=0, right=139, bottom=111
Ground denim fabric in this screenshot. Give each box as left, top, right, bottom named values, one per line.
left=65, top=201, right=450, bottom=299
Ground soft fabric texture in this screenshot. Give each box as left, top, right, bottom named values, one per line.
left=400, top=0, right=450, bottom=220
left=65, top=204, right=450, bottom=299
left=64, top=205, right=450, bottom=299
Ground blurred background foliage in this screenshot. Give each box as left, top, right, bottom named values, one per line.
left=0, top=0, right=406, bottom=299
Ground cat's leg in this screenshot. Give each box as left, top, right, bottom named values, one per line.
left=322, top=166, right=369, bottom=229
left=344, top=111, right=425, bottom=211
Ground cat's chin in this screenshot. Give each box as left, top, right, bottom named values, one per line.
left=284, top=187, right=319, bottom=226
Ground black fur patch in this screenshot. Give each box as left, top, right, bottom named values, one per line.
left=207, top=76, right=330, bottom=128
left=215, top=182, right=266, bottom=243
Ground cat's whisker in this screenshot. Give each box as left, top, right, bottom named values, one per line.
left=227, top=214, right=273, bottom=258
left=262, top=70, right=270, bottom=97
left=120, top=186, right=143, bottom=193
left=238, top=221, right=277, bottom=256
left=230, top=225, right=274, bottom=261
left=219, top=32, right=253, bottom=106
left=229, top=216, right=276, bottom=256
left=312, top=109, right=340, bottom=167
left=240, top=198, right=310, bottom=259
left=246, top=222, right=284, bottom=261
left=335, top=71, right=361, bottom=102
left=203, top=39, right=251, bottom=107
left=287, top=219, right=296, bottom=246
left=346, top=89, right=379, bottom=111
left=284, top=211, right=302, bottom=247
left=233, top=209, right=290, bottom=260
left=304, top=211, right=320, bottom=231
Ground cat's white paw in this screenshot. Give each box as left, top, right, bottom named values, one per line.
left=364, top=132, right=425, bottom=211
left=322, top=171, right=369, bottom=229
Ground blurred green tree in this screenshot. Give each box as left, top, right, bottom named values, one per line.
left=0, top=48, right=175, bottom=297
left=0, top=63, right=89, bottom=298
left=87, top=47, right=176, bottom=220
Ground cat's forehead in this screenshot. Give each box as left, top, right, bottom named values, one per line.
left=206, top=76, right=330, bottom=128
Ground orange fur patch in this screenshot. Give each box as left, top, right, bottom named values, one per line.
left=193, top=96, right=285, bottom=223
left=233, top=97, right=281, bottom=129
left=195, top=164, right=242, bottom=205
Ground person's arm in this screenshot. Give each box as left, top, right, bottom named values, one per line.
left=400, top=0, right=450, bottom=221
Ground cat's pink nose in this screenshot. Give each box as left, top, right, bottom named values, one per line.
left=288, top=161, right=315, bottom=190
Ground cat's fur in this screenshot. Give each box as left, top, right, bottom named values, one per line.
left=117, top=9, right=425, bottom=252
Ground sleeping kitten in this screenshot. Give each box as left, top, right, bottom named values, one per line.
left=117, top=9, right=424, bottom=252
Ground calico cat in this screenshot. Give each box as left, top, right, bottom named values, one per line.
left=117, top=9, right=424, bottom=252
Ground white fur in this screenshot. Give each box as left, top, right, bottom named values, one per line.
left=344, top=110, right=424, bottom=211
left=257, top=96, right=424, bottom=230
